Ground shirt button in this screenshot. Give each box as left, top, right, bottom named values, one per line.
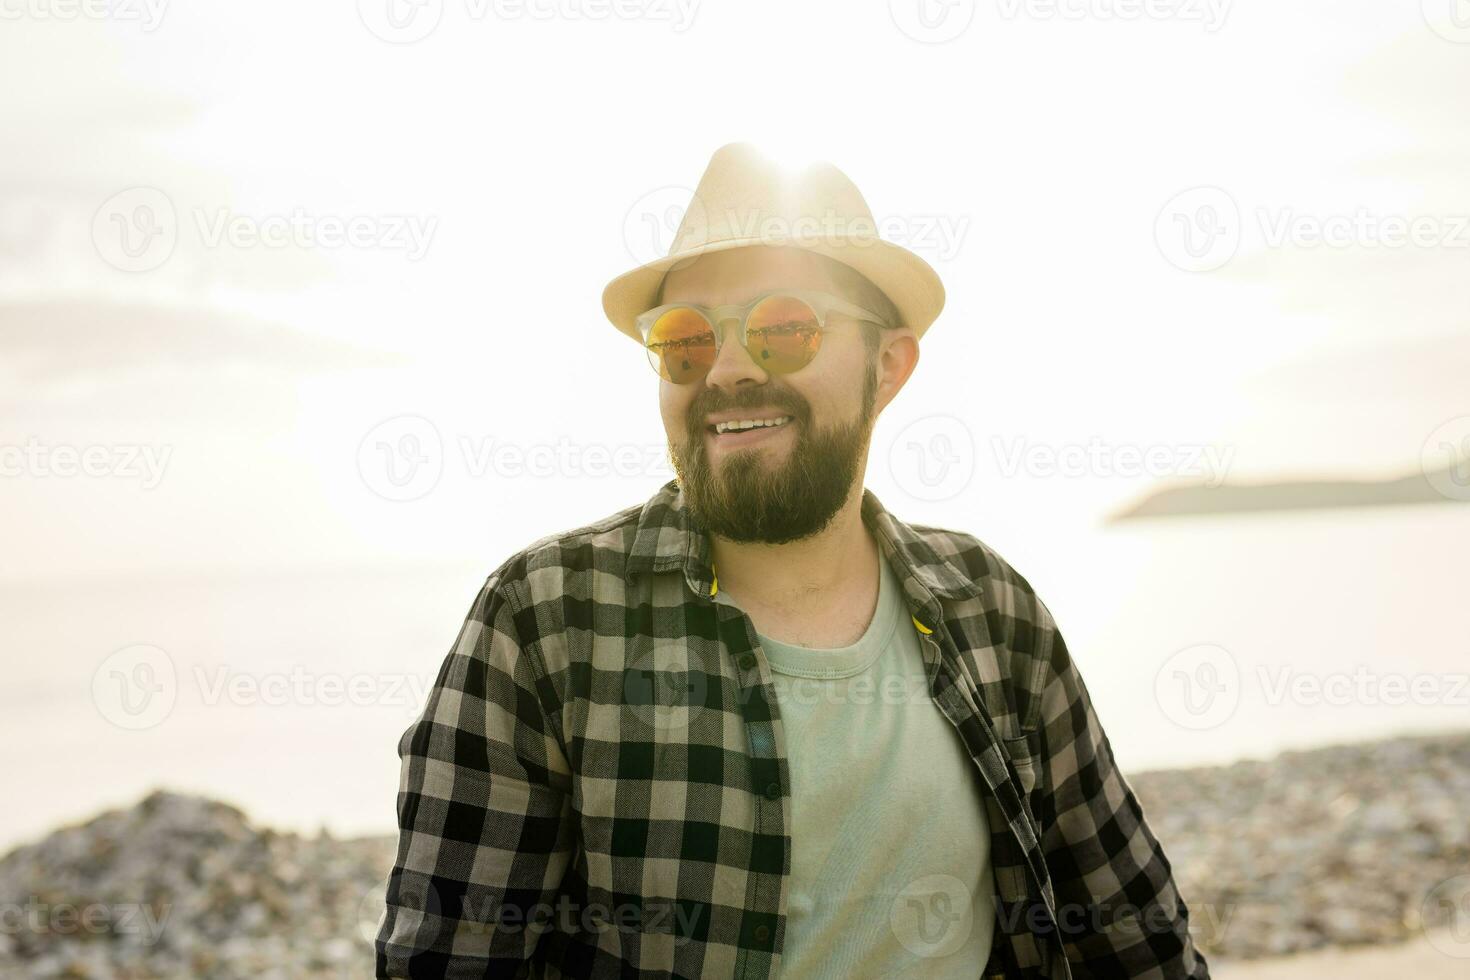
left=738, top=653, right=756, bottom=670
left=754, top=924, right=770, bottom=943
left=764, top=782, right=780, bottom=800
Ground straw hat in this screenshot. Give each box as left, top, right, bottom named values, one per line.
left=602, top=142, right=945, bottom=343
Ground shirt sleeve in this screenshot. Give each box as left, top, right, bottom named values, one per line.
left=1032, top=598, right=1212, bottom=979
left=375, top=572, right=575, bottom=979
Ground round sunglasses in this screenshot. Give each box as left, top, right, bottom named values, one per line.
left=635, top=289, right=890, bottom=384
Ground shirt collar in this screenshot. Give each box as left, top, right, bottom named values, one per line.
left=626, top=478, right=983, bottom=603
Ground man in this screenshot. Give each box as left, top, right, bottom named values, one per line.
left=376, top=143, right=1211, bottom=978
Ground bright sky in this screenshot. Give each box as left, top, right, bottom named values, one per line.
left=2, top=1, right=1468, bottom=581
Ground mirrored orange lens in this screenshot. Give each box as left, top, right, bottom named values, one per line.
left=746, top=295, right=821, bottom=374
left=647, top=307, right=717, bottom=383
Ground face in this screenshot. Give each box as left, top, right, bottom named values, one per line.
left=654, top=246, right=917, bottom=544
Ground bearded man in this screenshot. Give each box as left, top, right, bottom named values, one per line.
left=376, top=143, right=1211, bottom=980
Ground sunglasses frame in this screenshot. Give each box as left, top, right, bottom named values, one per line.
left=635, top=288, right=891, bottom=383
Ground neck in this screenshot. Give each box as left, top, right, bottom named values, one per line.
left=706, top=480, right=879, bottom=611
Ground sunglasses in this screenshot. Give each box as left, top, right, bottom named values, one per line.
left=636, top=289, right=890, bottom=384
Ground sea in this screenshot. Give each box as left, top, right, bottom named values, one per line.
left=3, top=503, right=1467, bottom=854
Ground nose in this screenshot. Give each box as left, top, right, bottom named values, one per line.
left=702, top=315, right=769, bottom=391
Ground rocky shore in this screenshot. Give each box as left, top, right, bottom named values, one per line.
left=2, top=731, right=1467, bottom=977
left=0, top=793, right=395, bottom=979
left=1131, top=730, right=1470, bottom=962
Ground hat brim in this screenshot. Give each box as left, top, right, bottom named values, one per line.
left=601, top=235, right=945, bottom=344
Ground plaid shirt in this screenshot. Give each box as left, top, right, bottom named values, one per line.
left=376, top=478, right=1211, bottom=979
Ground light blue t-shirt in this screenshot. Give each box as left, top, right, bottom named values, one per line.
left=742, top=553, right=997, bottom=977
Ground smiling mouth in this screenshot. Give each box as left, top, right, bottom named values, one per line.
left=706, top=415, right=795, bottom=436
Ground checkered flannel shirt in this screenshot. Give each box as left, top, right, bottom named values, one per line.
left=376, top=478, right=1211, bottom=979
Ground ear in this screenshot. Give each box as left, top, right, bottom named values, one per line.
left=874, top=329, right=919, bottom=412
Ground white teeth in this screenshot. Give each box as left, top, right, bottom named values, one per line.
left=714, top=416, right=793, bottom=435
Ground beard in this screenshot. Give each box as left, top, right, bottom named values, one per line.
left=668, top=369, right=877, bottom=545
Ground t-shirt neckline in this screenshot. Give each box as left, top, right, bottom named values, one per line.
left=757, top=554, right=900, bottom=679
